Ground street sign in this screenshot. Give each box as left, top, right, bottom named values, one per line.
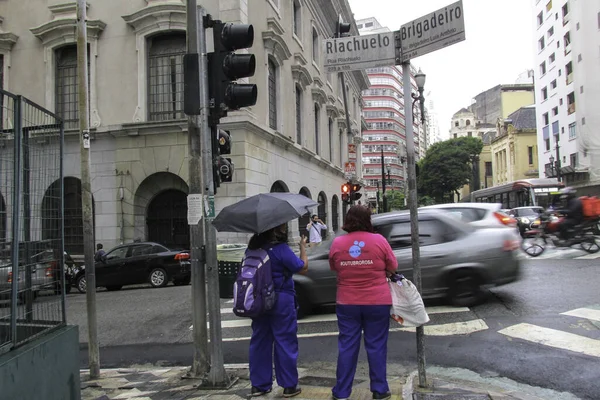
left=323, top=31, right=396, bottom=73
left=399, top=0, right=465, bottom=62
left=348, top=143, right=357, bottom=161
left=344, top=162, right=356, bottom=175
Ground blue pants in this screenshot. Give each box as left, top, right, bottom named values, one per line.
left=249, top=292, right=299, bottom=391
left=332, top=304, right=390, bottom=398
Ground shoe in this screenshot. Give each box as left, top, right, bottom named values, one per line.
left=283, top=386, right=302, bottom=398
left=332, top=395, right=349, bottom=400
left=372, top=391, right=391, bottom=400
left=250, top=386, right=272, bottom=397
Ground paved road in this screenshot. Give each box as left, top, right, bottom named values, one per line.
left=69, top=258, right=600, bottom=400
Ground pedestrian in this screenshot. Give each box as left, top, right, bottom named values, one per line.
left=306, top=214, right=327, bottom=247
left=247, top=223, right=308, bottom=398
left=328, top=205, right=398, bottom=400
left=94, top=243, right=105, bottom=262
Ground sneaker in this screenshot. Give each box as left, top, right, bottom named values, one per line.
left=372, top=391, right=391, bottom=400
left=283, top=386, right=302, bottom=398
left=250, top=386, right=272, bottom=397
left=332, top=395, right=349, bottom=400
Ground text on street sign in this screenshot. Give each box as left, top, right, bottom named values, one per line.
left=323, top=32, right=396, bottom=73
left=400, top=0, right=465, bottom=62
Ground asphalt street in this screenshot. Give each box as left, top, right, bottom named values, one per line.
left=68, top=257, right=600, bottom=400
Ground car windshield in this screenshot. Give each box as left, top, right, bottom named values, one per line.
left=516, top=208, right=543, bottom=216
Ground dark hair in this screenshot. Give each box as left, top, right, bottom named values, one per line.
left=342, top=205, right=374, bottom=233
left=311, top=214, right=318, bottom=219
left=247, top=223, right=289, bottom=249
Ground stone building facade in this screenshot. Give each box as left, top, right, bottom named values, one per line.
left=0, top=0, right=369, bottom=254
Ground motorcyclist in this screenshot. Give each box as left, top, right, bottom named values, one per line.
left=556, top=187, right=584, bottom=242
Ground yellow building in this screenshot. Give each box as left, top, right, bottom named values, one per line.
left=491, top=106, right=539, bottom=185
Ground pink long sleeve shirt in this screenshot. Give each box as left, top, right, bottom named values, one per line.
left=329, top=231, right=398, bottom=305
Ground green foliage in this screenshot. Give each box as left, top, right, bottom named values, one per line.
left=417, top=136, right=483, bottom=203
left=386, top=190, right=406, bottom=210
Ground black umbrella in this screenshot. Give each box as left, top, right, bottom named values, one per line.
left=212, top=192, right=319, bottom=234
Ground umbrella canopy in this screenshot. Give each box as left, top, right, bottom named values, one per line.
left=212, top=192, right=318, bottom=234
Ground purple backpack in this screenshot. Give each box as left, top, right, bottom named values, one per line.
left=232, top=247, right=276, bottom=318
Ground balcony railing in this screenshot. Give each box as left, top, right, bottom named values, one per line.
left=566, top=73, right=573, bottom=85
left=568, top=102, right=576, bottom=115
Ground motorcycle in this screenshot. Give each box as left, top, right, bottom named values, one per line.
left=521, top=212, right=600, bottom=257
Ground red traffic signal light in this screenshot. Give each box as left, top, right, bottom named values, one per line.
left=351, top=183, right=361, bottom=192
left=341, top=183, right=350, bottom=194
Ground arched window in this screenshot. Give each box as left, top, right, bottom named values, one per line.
left=147, top=33, right=186, bottom=121
left=295, top=84, right=302, bottom=143
left=268, top=58, right=278, bottom=130
left=466, top=119, right=471, bottom=126
left=293, top=0, right=301, bottom=38
left=55, top=45, right=80, bottom=130
left=314, top=103, right=320, bottom=155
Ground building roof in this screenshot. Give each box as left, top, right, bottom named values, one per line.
left=452, top=107, right=471, bottom=117
left=506, top=106, right=536, bottom=130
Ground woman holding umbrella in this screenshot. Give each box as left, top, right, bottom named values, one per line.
left=247, top=223, right=308, bottom=398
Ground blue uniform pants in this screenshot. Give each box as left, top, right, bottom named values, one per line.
left=332, top=304, right=390, bottom=398
left=249, top=292, right=299, bottom=391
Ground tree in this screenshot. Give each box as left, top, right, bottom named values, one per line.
left=386, top=190, right=405, bottom=210
left=417, top=136, right=483, bottom=203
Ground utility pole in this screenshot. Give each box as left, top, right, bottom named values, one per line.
left=336, top=16, right=354, bottom=192
left=402, top=61, right=426, bottom=387
left=76, top=0, right=99, bottom=379
left=381, top=147, right=387, bottom=212
left=184, top=0, right=209, bottom=376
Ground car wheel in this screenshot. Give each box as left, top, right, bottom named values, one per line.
left=106, top=285, right=123, bottom=291
left=295, top=286, right=312, bottom=319
left=149, top=268, right=168, bottom=288
left=173, top=278, right=191, bottom=286
left=76, top=275, right=87, bottom=294
left=447, top=270, right=485, bottom=307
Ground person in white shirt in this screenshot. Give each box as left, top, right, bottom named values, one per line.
left=306, top=215, right=327, bottom=246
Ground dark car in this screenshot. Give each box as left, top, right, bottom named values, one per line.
left=509, top=206, right=544, bottom=237
left=74, top=242, right=191, bottom=293
left=292, top=209, right=521, bottom=317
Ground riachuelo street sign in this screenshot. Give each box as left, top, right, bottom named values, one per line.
left=321, top=0, right=465, bottom=71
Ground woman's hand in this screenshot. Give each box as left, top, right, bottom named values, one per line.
left=300, top=235, right=307, bottom=248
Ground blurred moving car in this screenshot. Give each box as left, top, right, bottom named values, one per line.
left=508, top=206, right=544, bottom=237
left=74, top=242, right=191, bottom=293
left=293, top=209, right=521, bottom=317
left=421, top=202, right=517, bottom=229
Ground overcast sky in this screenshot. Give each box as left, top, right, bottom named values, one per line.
left=348, top=0, right=535, bottom=140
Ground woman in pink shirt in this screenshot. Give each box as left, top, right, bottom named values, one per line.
left=328, top=205, right=398, bottom=400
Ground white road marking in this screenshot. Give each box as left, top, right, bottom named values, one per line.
left=498, top=323, right=600, bottom=358
left=575, top=253, right=600, bottom=260
left=561, top=307, right=600, bottom=323
left=218, top=305, right=469, bottom=316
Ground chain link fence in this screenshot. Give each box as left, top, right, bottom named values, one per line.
left=0, top=89, right=65, bottom=355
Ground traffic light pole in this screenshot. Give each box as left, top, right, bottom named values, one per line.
left=185, top=0, right=209, bottom=377
left=402, top=61, right=426, bottom=387
left=339, top=72, right=354, bottom=207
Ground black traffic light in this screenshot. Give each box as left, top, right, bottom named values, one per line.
left=350, top=183, right=362, bottom=201
left=341, top=183, right=351, bottom=204
left=208, top=20, right=257, bottom=126
left=336, top=15, right=351, bottom=38
left=212, top=129, right=234, bottom=193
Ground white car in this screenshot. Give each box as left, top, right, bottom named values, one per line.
left=421, top=203, right=518, bottom=229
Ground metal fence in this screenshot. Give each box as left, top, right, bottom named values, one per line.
left=0, top=89, right=65, bottom=355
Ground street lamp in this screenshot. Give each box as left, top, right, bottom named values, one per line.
left=412, top=68, right=427, bottom=126
left=386, top=163, right=391, bottom=188
left=549, top=154, right=556, bottom=177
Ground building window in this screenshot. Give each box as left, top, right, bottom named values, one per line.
left=545, top=138, right=550, bottom=151
left=328, top=118, right=334, bottom=161
left=454, top=121, right=459, bottom=127
left=55, top=45, right=80, bottom=130
left=542, top=87, right=548, bottom=100
left=312, top=28, right=319, bottom=63
left=570, top=153, right=577, bottom=167
left=550, top=79, right=557, bottom=89
left=567, top=91, right=575, bottom=114
left=549, top=53, right=555, bottom=63
left=537, top=11, right=544, bottom=26
left=546, top=0, right=552, bottom=12
left=147, top=33, right=186, bottom=121
left=540, top=61, right=546, bottom=75
left=578, top=54, right=582, bottom=62
left=485, top=162, right=492, bottom=177
left=580, top=85, right=584, bottom=94
left=552, top=106, right=558, bottom=116
left=582, top=117, right=586, bottom=125
left=295, top=85, right=302, bottom=143
left=293, top=0, right=301, bottom=38
left=547, top=26, right=554, bottom=37
left=268, top=58, right=278, bottom=130
left=466, top=119, right=471, bottom=126
left=528, top=146, right=534, bottom=165
left=543, top=112, right=549, bottom=125
left=538, top=36, right=545, bottom=51
left=314, top=103, right=320, bottom=155
left=467, top=131, right=472, bottom=137
left=568, top=122, right=576, bottom=139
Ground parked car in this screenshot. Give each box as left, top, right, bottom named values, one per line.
left=293, top=209, right=521, bottom=317
left=508, top=206, right=544, bottom=237
left=421, top=202, right=518, bottom=229
left=74, top=242, right=191, bottom=293
left=0, top=248, right=76, bottom=301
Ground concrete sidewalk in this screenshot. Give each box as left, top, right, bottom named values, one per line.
left=80, top=362, right=579, bottom=400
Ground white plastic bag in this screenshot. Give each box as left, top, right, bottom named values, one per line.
left=389, top=276, right=430, bottom=327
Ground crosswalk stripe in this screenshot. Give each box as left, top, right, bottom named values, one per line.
left=575, top=253, right=600, bottom=260
left=498, top=323, right=600, bottom=358
left=561, top=307, right=600, bottom=322
left=218, top=305, right=470, bottom=316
